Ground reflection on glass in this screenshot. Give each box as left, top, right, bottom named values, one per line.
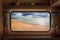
left=11, top=12, right=50, bottom=31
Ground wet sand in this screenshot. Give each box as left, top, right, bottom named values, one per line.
left=11, top=19, right=49, bottom=31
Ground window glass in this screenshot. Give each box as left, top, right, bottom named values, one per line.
left=11, top=12, right=50, bottom=31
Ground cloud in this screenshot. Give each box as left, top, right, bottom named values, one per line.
left=23, top=15, right=33, bottom=18
left=11, top=12, right=50, bottom=19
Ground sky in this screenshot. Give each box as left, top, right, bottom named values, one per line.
left=11, top=12, right=50, bottom=19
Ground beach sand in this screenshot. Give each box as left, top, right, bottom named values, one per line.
left=11, top=19, right=49, bottom=31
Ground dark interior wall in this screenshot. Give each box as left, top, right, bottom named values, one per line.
left=0, top=0, right=3, bottom=40
left=55, top=7, right=60, bottom=33
left=51, top=6, right=60, bottom=34
left=2, top=0, right=60, bottom=40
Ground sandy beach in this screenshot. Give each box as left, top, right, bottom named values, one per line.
left=11, top=19, right=49, bottom=31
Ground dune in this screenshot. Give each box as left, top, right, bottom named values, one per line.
left=11, top=19, right=49, bottom=31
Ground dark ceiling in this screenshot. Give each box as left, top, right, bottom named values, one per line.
left=3, top=0, right=58, bottom=9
